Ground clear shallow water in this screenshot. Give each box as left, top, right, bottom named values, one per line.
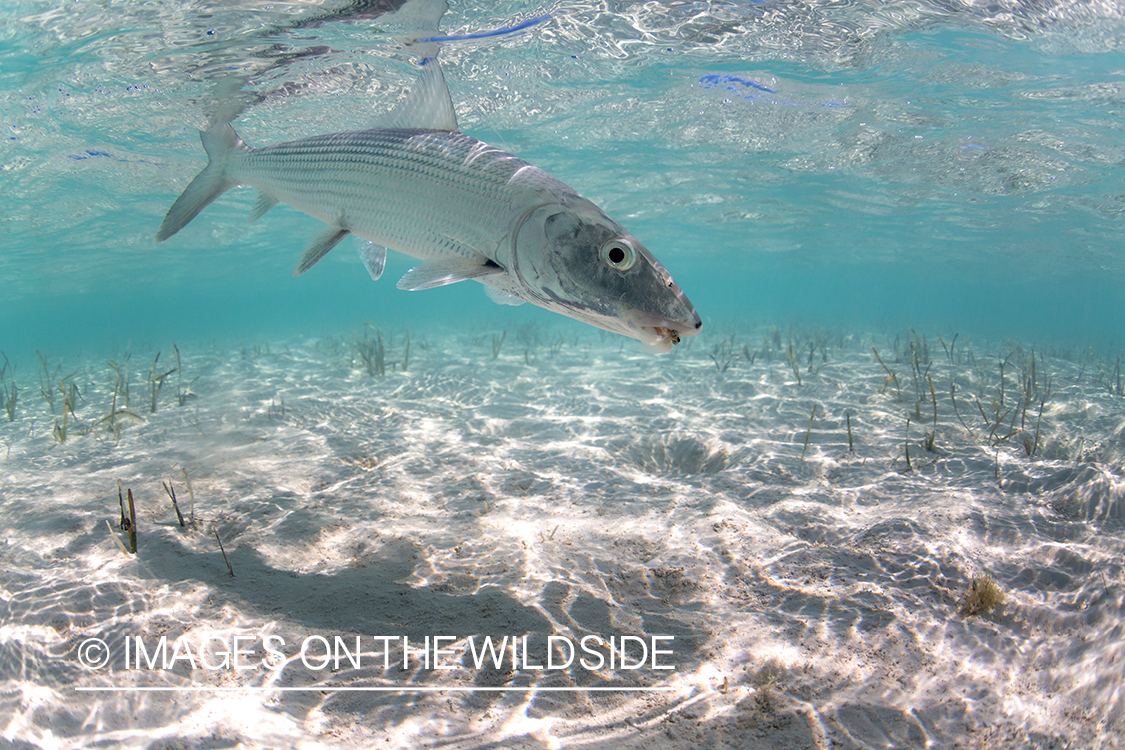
left=2, top=1, right=1125, bottom=748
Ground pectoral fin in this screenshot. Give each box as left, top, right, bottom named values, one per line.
left=484, top=286, right=526, bottom=306
left=357, top=241, right=388, bottom=281
left=293, top=226, right=350, bottom=277
left=396, top=255, right=504, bottom=291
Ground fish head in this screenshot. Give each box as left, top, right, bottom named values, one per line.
left=510, top=197, right=701, bottom=350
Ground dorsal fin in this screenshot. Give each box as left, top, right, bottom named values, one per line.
left=372, top=0, right=457, bottom=131
left=378, top=57, right=459, bottom=132
left=379, top=0, right=448, bottom=38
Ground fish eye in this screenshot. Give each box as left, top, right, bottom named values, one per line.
left=600, top=239, right=637, bottom=271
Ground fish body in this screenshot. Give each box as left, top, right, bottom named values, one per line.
left=156, top=56, right=701, bottom=348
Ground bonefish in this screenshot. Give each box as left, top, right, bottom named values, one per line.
left=155, top=50, right=700, bottom=349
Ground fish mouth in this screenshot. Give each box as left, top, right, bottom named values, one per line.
left=633, top=265, right=702, bottom=351
left=651, top=326, right=682, bottom=346
left=636, top=315, right=702, bottom=352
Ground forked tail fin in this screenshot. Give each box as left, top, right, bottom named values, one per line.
left=155, top=123, right=249, bottom=242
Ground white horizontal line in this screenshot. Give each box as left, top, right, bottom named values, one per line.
left=76, top=686, right=676, bottom=693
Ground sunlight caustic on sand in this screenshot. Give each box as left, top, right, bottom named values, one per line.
left=1, top=324, right=1122, bottom=748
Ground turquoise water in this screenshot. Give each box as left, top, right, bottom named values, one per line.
left=3, top=0, right=1125, bottom=355
left=4, top=5, right=1125, bottom=747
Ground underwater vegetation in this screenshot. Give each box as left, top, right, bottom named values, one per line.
left=4, top=324, right=1122, bottom=482
left=1, top=353, right=18, bottom=422
left=0, top=345, right=200, bottom=446
left=960, top=574, right=1005, bottom=617
left=147, top=351, right=178, bottom=413
left=174, top=344, right=199, bottom=406
left=491, top=330, right=506, bottom=360
left=107, top=471, right=228, bottom=573
left=356, top=327, right=386, bottom=377
left=586, top=322, right=1125, bottom=485
left=354, top=324, right=410, bottom=376
left=5, top=323, right=1123, bottom=477
left=846, top=330, right=1065, bottom=473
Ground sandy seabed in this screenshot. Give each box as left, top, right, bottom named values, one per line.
left=1, top=324, right=1123, bottom=749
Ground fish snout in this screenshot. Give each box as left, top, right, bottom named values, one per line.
left=651, top=269, right=702, bottom=341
